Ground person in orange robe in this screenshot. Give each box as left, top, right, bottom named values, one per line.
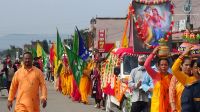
left=66, top=68, right=73, bottom=96
left=79, top=61, right=93, bottom=104
left=144, top=47, right=172, bottom=112
left=7, top=52, right=47, bottom=112
left=79, top=69, right=91, bottom=104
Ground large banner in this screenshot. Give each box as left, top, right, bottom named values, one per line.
left=132, top=1, right=172, bottom=52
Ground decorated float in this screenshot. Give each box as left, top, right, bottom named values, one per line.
left=103, top=0, right=174, bottom=112
left=101, top=47, right=140, bottom=112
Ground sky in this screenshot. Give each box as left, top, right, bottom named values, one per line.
left=0, top=0, right=130, bottom=50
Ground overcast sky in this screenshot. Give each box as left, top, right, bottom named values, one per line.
left=0, top=0, right=130, bottom=36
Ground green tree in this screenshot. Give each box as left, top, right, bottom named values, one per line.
left=79, top=28, right=89, bottom=49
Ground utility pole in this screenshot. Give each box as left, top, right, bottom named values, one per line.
left=184, top=0, right=192, bottom=30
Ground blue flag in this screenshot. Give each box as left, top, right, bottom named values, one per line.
left=76, top=27, right=90, bottom=61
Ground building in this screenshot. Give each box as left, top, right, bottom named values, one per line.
left=90, top=17, right=126, bottom=53
left=90, top=0, right=200, bottom=53
left=172, top=0, right=200, bottom=48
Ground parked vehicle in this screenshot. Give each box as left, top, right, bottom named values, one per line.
left=101, top=47, right=139, bottom=112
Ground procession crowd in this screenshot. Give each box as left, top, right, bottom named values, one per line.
left=0, top=51, right=105, bottom=112
left=128, top=46, right=200, bottom=112
left=0, top=45, right=200, bottom=112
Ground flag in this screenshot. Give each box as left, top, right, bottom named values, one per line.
left=42, top=48, right=48, bottom=71
left=30, top=47, right=37, bottom=59
left=76, top=27, right=90, bottom=61
left=56, top=29, right=64, bottom=61
left=65, top=47, right=86, bottom=85
left=121, top=5, right=133, bottom=48
left=121, top=35, right=128, bottom=48
left=36, top=43, right=48, bottom=71
left=121, top=17, right=129, bottom=48
left=50, top=43, right=56, bottom=65
left=73, top=29, right=79, bottom=54
left=36, top=43, right=43, bottom=57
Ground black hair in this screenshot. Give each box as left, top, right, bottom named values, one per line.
left=33, top=57, right=39, bottom=61
left=171, top=54, right=180, bottom=62
left=181, top=56, right=191, bottom=65
left=23, top=52, right=33, bottom=58
left=157, top=58, right=170, bottom=66
left=6, top=54, right=11, bottom=58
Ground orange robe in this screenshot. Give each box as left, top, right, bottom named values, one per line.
left=66, top=73, right=73, bottom=96
left=8, top=66, right=47, bottom=112
left=169, top=76, right=184, bottom=112
left=79, top=74, right=91, bottom=103
left=79, top=69, right=91, bottom=103
left=145, top=54, right=172, bottom=112
left=60, top=66, right=67, bottom=95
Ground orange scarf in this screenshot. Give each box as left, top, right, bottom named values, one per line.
left=159, top=74, right=172, bottom=112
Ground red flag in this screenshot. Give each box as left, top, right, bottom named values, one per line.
left=50, top=43, right=56, bottom=65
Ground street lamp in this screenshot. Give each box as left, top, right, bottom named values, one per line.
left=184, top=0, right=192, bottom=30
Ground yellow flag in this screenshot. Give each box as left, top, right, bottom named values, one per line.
left=121, top=35, right=128, bottom=48
left=36, top=43, right=43, bottom=57
left=121, top=16, right=129, bottom=48
left=121, top=5, right=132, bottom=48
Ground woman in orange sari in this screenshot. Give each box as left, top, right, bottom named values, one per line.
left=169, top=56, right=193, bottom=112
left=144, top=47, right=172, bottom=112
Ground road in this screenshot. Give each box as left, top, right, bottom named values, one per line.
left=0, top=81, right=106, bottom=112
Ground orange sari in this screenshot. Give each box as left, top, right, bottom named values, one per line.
left=151, top=73, right=172, bottom=112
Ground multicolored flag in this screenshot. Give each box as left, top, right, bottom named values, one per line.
left=65, top=47, right=86, bottom=85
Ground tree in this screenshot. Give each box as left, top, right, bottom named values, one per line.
left=0, top=45, right=21, bottom=60
left=79, top=28, right=90, bottom=49
left=64, top=38, right=73, bottom=48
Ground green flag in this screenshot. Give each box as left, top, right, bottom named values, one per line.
left=31, top=47, right=37, bottom=59
left=73, top=30, right=79, bottom=54
left=57, top=29, right=64, bottom=61
left=65, top=47, right=86, bottom=85
left=42, top=49, right=48, bottom=71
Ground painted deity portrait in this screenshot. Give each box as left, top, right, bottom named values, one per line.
left=133, top=2, right=172, bottom=46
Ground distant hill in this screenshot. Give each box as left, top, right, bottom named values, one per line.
left=0, top=34, right=69, bottom=50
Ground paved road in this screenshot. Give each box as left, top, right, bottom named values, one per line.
left=0, top=81, right=106, bottom=112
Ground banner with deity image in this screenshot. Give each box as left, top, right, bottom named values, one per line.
left=132, top=1, right=173, bottom=53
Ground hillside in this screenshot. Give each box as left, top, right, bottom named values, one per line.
left=0, top=34, right=69, bottom=50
